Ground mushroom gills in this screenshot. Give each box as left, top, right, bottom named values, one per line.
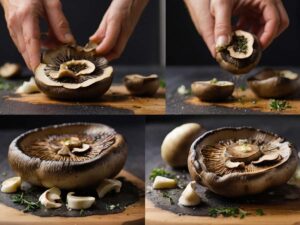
left=96, top=179, right=122, bottom=198
left=252, top=153, right=282, bottom=165
left=67, top=192, right=95, bottom=210
left=39, top=187, right=62, bottom=209
left=178, top=181, right=201, bottom=206
left=1, top=177, right=21, bottom=193
left=152, top=176, right=177, bottom=189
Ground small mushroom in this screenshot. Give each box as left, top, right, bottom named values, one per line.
left=16, top=77, right=40, bottom=94
left=191, top=79, right=234, bottom=102
left=67, top=192, right=95, bottom=210
left=216, top=30, right=262, bottom=74
left=124, top=74, right=160, bottom=96
left=178, top=181, right=201, bottom=206
left=161, top=123, right=203, bottom=168
left=247, top=69, right=299, bottom=98
left=152, top=176, right=177, bottom=189
left=39, top=187, right=62, bottom=209
left=188, top=127, right=298, bottom=197
left=96, top=179, right=122, bottom=198
left=1, top=177, right=21, bottom=193
left=0, top=63, right=21, bottom=78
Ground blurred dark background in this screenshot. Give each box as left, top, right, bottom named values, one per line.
left=0, top=0, right=160, bottom=66
left=167, top=0, right=300, bottom=66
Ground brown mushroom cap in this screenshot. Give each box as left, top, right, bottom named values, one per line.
left=123, top=74, right=160, bottom=96
left=35, top=45, right=113, bottom=100
left=191, top=80, right=234, bottom=102
left=188, top=127, right=298, bottom=197
left=8, top=123, right=127, bottom=190
left=216, top=30, right=262, bottom=75
left=247, top=69, right=299, bottom=98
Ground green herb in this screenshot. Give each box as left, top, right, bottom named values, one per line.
left=210, top=78, right=218, bottom=84
left=269, top=99, right=291, bottom=111
left=208, top=207, right=249, bottom=219
left=0, top=78, right=15, bottom=91
left=11, top=192, right=40, bottom=212
left=256, top=208, right=265, bottom=216
left=162, top=192, right=174, bottom=205
left=80, top=209, right=85, bottom=216
left=160, top=80, right=166, bottom=88
left=106, top=203, right=121, bottom=210
left=232, top=35, right=248, bottom=54
left=149, top=168, right=175, bottom=181
left=239, top=85, right=246, bottom=91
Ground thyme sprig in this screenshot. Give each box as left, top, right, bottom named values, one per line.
left=11, top=192, right=40, bottom=212
left=149, top=168, right=175, bottom=181
left=269, top=99, right=291, bottom=111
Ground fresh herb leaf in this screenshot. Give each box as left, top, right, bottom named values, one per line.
left=80, top=209, right=85, bottom=216
left=162, top=191, right=174, bottom=205
left=232, top=35, right=248, bottom=54
left=256, top=208, right=265, bottom=216
left=106, top=203, right=121, bottom=210
left=208, top=207, right=250, bottom=219
left=160, top=80, right=166, bottom=88
left=0, top=78, right=16, bottom=91
left=149, top=168, right=175, bottom=181
left=11, top=192, right=40, bottom=212
left=269, top=99, right=291, bottom=111
left=210, top=78, right=218, bottom=84
left=239, top=85, right=246, bottom=91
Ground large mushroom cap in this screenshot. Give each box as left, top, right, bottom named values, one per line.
left=191, top=80, right=234, bottom=102
left=188, top=127, right=298, bottom=197
left=216, top=30, right=262, bottom=75
left=8, top=123, right=127, bottom=190
left=35, top=45, right=113, bottom=100
left=247, top=69, right=299, bottom=98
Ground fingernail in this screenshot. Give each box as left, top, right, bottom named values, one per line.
left=216, top=35, right=230, bottom=49
left=64, top=33, right=74, bottom=43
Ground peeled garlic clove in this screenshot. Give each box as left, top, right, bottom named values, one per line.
left=16, top=77, right=40, bottom=94
left=178, top=181, right=201, bottom=206
left=39, top=187, right=62, bottom=209
left=67, top=192, right=95, bottom=210
left=1, top=176, right=21, bottom=193
left=72, top=144, right=91, bottom=154
left=152, top=176, right=177, bottom=189
left=96, top=179, right=122, bottom=198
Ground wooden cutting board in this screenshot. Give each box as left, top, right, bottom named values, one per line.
left=186, top=88, right=300, bottom=114
left=0, top=170, right=145, bottom=225
left=6, top=85, right=165, bottom=115
left=146, top=198, right=300, bottom=225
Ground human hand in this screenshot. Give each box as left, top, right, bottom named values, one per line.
left=184, top=0, right=289, bottom=57
left=0, top=0, right=74, bottom=70
left=90, top=0, right=149, bottom=61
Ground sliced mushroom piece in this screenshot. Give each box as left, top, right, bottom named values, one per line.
left=96, top=179, right=122, bottom=198
left=72, top=144, right=91, bottom=154
left=188, top=127, right=298, bottom=197
left=83, top=41, right=98, bottom=53
left=248, top=69, right=299, bottom=98
left=16, top=77, right=40, bottom=94
left=57, top=145, right=72, bottom=156
left=35, top=44, right=113, bottom=100
left=152, top=176, right=177, bottom=189
left=252, top=153, right=282, bottom=165
left=0, top=63, right=21, bottom=79
left=178, top=181, right=201, bottom=206
left=225, top=160, right=245, bottom=169
left=67, top=192, right=95, bottom=210
left=8, top=123, right=127, bottom=189
left=191, top=80, right=234, bottom=102
left=1, top=177, right=21, bottom=193
left=161, top=123, right=203, bottom=168
left=39, top=187, right=62, bottom=209
left=124, top=74, right=160, bottom=97
left=216, top=30, right=262, bottom=75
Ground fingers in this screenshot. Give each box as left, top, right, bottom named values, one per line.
left=275, top=0, right=289, bottom=36
left=43, top=0, right=74, bottom=44
left=105, top=27, right=129, bottom=61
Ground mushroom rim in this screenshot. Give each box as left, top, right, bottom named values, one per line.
left=191, top=81, right=234, bottom=87
left=189, top=126, right=296, bottom=179
left=247, top=73, right=299, bottom=83
left=9, top=122, right=126, bottom=167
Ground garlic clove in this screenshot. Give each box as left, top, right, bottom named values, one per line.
left=39, top=187, right=62, bottom=209
left=16, top=77, right=40, bottom=94
left=96, top=179, right=122, bottom=198
left=152, top=176, right=177, bottom=189
left=178, top=181, right=201, bottom=206
left=67, top=192, right=95, bottom=210
left=1, top=176, right=21, bottom=193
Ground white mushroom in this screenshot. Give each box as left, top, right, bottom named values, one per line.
left=67, top=192, right=95, bottom=210
left=96, top=179, right=122, bottom=198
left=152, top=176, right=177, bottom=189
left=39, top=187, right=62, bottom=209
left=72, top=144, right=91, bottom=154
left=16, top=77, right=40, bottom=94
left=178, top=181, right=201, bottom=206
left=1, top=176, right=21, bottom=193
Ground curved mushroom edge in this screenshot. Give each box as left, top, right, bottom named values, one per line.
left=188, top=127, right=298, bottom=196
left=123, top=74, right=160, bottom=96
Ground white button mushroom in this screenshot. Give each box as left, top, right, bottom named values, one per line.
left=178, top=181, right=201, bottom=207
left=1, top=176, right=21, bottom=193
left=67, top=192, right=95, bottom=210
left=96, top=179, right=122, bottom=198
left=152, top=176, right=177, bottom=189
left=39, top=187, right=62, bottom=209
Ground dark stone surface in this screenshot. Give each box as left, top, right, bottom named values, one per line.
left=146, top=116, right=300, bottom=216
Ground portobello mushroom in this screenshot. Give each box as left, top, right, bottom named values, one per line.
left=35, top=44, right=113, bottom=100
left=123, top=74, right=159, bottom=96
left=247, top=69, right=299, bottom=98
left=8, top=123, right=127, bottom=190
left=188, top=127, right=298, bottom=197
left=216, top=30, right=262, bottom=75
left=191, top=79, right=234, bottom=102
